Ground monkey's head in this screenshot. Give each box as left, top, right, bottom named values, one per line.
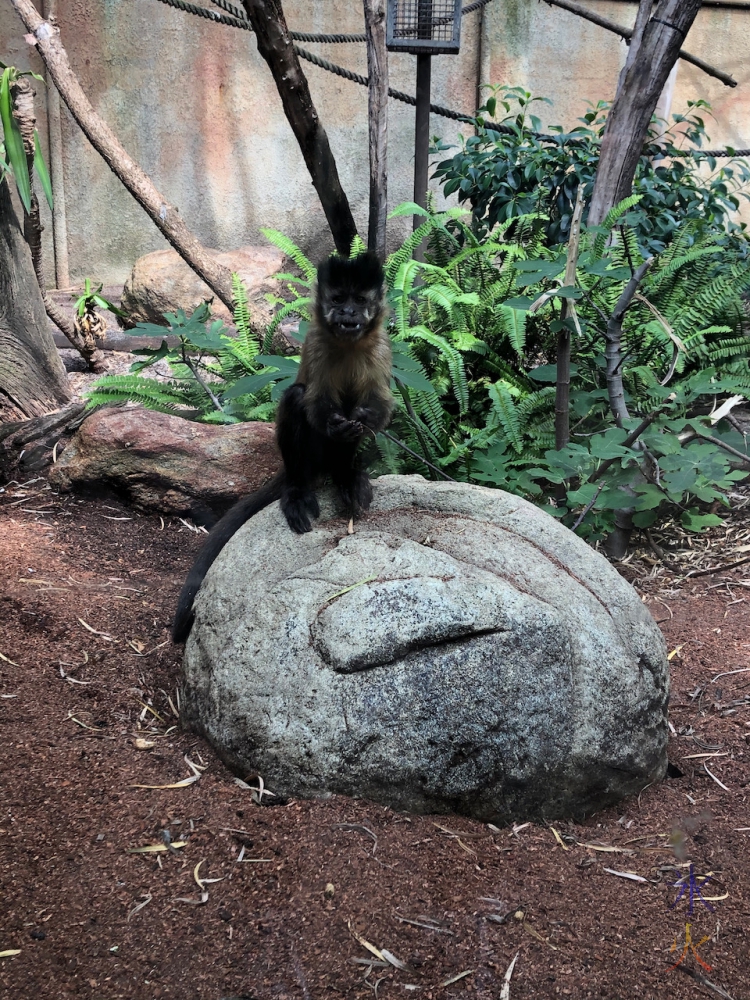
left=316, top=252, right=385, bottom=341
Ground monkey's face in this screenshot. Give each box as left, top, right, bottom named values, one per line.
left=322, top=287, right=381, bottom=341
left=316, top=251, right=386, bottom=342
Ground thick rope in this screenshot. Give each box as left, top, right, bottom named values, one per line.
left=153, top=0, right=747, bottom=158
left=208, top=0, right=368, bottom=40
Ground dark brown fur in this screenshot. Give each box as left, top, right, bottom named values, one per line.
left=172, top=252, right=392, bottom=643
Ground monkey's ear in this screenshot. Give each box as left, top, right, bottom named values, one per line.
left=317, top=250, right=384, bottom=292
left=355, top=251, right=385, bottom=290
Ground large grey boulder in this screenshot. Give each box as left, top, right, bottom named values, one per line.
left=182, top=476, right=669, bottom=822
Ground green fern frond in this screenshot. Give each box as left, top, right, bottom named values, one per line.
left=232, top=273, right=255, bottom=357
left=488, top=382, right=523, bottom=453
left=261, top=228, right=317, bottom=282
left=385, top=220, right=435, bottom=284
left=350, top=233, right=367, bottom=258
left=84, top=374, right=205, bottom=417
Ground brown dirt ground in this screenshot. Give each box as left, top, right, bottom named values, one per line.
left=1, top=349, right=749, bottom=999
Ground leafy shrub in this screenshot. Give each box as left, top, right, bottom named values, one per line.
left=88, top=203, right=750, bottom=546
left=431, top=86, right=750, bottom=253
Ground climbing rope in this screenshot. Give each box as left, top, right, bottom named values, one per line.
left=152, top=0, right=747, bottom=157
left=207, top=0, right=368, bottom=40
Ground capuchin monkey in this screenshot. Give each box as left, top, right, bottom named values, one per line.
left=172, top=251, right=392, bottom=643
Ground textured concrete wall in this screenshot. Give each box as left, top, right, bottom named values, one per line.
left=0, top=0, right=747, bottom=289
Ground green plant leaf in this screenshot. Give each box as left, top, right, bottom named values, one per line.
left=33, top=129, right=52, bottom=210
left=681, top=509, right=724, bottom=532
left=0, top=68, right=31, bottom=213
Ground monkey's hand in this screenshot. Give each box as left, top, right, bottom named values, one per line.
left=349, top=405, right=382, bottom=431
left=326, top=412, right=364, bottom=442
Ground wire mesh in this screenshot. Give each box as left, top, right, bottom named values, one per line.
left=387, top=0, right=462, bottom=53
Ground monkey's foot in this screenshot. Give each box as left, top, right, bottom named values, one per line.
left=281, top=489, right=320, bottom=534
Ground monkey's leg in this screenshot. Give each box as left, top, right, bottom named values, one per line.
left=330, top=446, right=373, bottom=518
left=277, top=384, right=321, bottom=533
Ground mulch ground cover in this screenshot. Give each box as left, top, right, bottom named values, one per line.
left=1, top=469, right=749, bottom=999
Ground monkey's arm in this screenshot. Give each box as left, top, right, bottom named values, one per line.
left=305, top=393, right=364, bottom=442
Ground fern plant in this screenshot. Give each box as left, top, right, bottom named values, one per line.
left=85, top=288, right=280, bottom=423
left=86, top=206, right=750, bottom=546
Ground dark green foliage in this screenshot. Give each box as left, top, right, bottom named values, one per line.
left=0, top=63, right=53, bottom=213
left=72, top=278, right=123, bottom=319
left=432, top=87, right=750, bottom=253
left=88, top=202, right=750, bottom=546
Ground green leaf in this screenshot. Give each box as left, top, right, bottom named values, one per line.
left=632, top=484, right=665, bottom=510
left=503, top=296, right=533, bottom=310
left=130, top=340, right=172, bottom=372
left=566, top=483, right=599, bottom=505
left=632, top=510, right=658, bottom=528
left=681, top=509, right=724, bottom=532
left=392, top=367, right=435, bottom=394
left=529, top=364, right=578, bottom=383
left=589, top=427, right=630, bottom=460
left=0, top=68, right=31, bottom=213
left=598, top=489, right=637, bottom=510
left=33, top=129, right=52, bottom=210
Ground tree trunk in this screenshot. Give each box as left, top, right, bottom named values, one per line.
left=588, top=0, right=703, bottom=226
left=10, top=0, right=236, bottom=313
left=241, top=0, right=358, bottom=256
left=0, top=178, right=71, bottom=422
left=555, top=188, right=584, bottom=451
left=363, top=0, right=388, bottom=259
left=11, top=75, right=108, bottom=372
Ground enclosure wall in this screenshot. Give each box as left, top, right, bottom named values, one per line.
left=0, top=0, right=747, bottom=287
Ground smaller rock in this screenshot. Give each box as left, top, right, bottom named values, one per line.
left=50, top=406, right=279, bottom=520
left=120, top=245, right=285, bottom=329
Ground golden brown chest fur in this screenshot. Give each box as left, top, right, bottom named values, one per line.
left=297, top=308, right=392, bottom=414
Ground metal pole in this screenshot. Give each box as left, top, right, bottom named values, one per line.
left=413, top=53, right=431, bottom=222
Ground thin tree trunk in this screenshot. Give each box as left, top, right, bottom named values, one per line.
left=241, top=0, right=358, bottom=256
left=363, top=0, right=388, bottom=259
left=555, top=189, right=584, bottom=451
left=42, top=0, right=70, bottom=288
left=0, top=177, right=71, bottom=422
left=10, top=76, right=107, bottom=372
left=10, top=0, right=235, bottom=313
left=588, top=0, right=704, bottom=226
left=604, top=259, right=653, bottom=427
left=601, top=256, right=653, bottom=559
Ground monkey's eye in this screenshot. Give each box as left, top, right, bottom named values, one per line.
left=330, top=293, right=345, bottom=305
left=354, top=295, right=367, bottom=305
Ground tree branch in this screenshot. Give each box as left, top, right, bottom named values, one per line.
left=540, top=0, right=736, bottom=88
left=10, top=0, right=235, bottom=313
left=241, top=0, right=358, bottom=256
left=588, top=0, right=705, bottom=226
left=555, top=187, right=584, bottom=450
left=363, top=0, right=388, bottom=259
left=604, top=257, right=653, bottom=426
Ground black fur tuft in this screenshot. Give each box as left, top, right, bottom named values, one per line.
left=317, top=251, right=384, bottom=294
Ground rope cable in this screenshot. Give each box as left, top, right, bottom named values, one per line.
left=151, top=0, right=748, bottom=158
left=207, top=0, right=368, bottom=40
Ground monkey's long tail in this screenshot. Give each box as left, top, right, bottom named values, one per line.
left=172, top=472, right=285, bottom=644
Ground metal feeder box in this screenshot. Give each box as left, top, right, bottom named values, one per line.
left=386, top=0, right=462, bottom=55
